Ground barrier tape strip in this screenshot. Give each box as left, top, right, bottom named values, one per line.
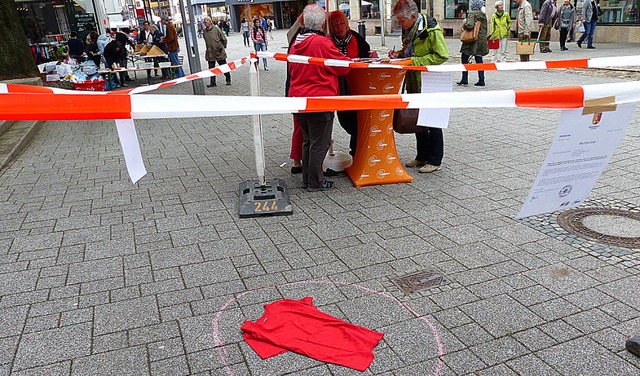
left=258, top=51, right=640, bottom=72
left=2, top=82, right=639, bottom=121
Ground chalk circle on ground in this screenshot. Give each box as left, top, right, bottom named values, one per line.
left=212, top=279, right=444, bottom=375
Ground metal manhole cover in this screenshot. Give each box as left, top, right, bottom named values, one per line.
left=391, top=269, right=449, bottom=295
left=557, top=208, right=640, bottom=249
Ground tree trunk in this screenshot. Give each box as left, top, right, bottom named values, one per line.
left=0, top=0, right=39, bottom=80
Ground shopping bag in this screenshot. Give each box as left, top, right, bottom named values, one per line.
left=488, top=39, right=500, bottom=50
left=516, top=40, right=536, bottom=55
left=393, top=109, right=428, bottom=134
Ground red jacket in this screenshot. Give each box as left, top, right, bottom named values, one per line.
left=287, top=33, right=350, bottom=98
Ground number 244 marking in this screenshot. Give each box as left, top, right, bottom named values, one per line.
left=254, top=201, right=278, bottom=212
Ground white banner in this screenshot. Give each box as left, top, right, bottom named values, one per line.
left=517, top=104, right=636, bottom=218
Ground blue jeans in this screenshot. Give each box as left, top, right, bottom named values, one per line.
left=254, top=42, right=267, bottom=68
left=578, top=20, right=597, bottom=47
left=168, top=49, right=185, bottom=78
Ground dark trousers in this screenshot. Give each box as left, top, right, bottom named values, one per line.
left=208, top=60, right=231, bottom=85
left=415, top=128, right=443, bottom=166
left=460, top=53, right=485, bottom=83
left=539, top=22, right=553, bottom=51
left=559, top=28, right=569, bottom=49
left=336, top=110, right=358, bottom=157
left=296, top=112, right=334, bottom=188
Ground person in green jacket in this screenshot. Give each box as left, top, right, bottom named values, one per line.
left=389, top=0, right=449, bottom=174
left=489, top=1, right=512, bottom=62
left=458, top=0, right=489, bottom=86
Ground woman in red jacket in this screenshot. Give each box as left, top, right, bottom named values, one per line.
left=288, top=5, right=351, bottom=191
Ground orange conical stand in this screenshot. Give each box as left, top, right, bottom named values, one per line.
left=344, top=66, right=413, bottom=188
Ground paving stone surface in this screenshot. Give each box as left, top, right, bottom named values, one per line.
left=0, top=29, right=639, bottom=375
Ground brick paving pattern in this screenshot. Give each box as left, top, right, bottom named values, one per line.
left=1, top=29, right=639, bottom=375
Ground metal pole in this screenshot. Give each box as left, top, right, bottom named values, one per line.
left=380, top=0, right=386, bottom=46
left=177, top=0, right=205, bottom=95
left=249, top=57, right=266, bottom=186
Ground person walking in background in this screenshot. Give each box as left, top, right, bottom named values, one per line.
left=489, top=1, right=511, bottom=62
left=538, top=0, right=558, bottom=53
left=241, top=18, right=250, bottom=47
left=326, top=10, right=371, bottom=158
left=388, top=0, right=449, bottom=174
left=516, top=0, right=534, bottom=61
left=161, top=16, right=185, bottom=78
left=458, top=0, right=489, bottom=86
left=577, top=0, right=598, bottom=48
left=252, top=18, right=269, bottom=70
left=555, top=0, right=576, bottom=50
left=203, top=17, right=231, bottom=87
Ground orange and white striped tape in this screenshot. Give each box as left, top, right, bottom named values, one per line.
left=2, top=82, right=639, bottom=121
left=258, top=51, right=640, bottom=72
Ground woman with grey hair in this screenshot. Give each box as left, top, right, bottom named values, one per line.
left=287, top=4, right=351, bottom=191
left=388, top=0, right=449, bottom=174
left=489, top=1, right=511, bottom=62
left=458, top=0, right=489, bottom=86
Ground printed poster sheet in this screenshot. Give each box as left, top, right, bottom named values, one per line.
left=517, top=104, right=635, bottom=218
left=418, top=72, right=452, bottom=129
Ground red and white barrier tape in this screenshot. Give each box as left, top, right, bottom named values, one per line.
left=2, top=82, right=639, bottom=121
left=258, top=51, right=640, bottom=72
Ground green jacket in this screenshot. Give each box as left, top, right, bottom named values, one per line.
left=460, top=10, right=489, bottom=56
left=402, top=14, right=449, bottom=93
left=490, top=11, right=512, bottom=39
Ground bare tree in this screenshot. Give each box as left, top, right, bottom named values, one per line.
left=0, top=0, right=39, bottom=80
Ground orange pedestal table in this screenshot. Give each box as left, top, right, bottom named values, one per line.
left=344, top=67, right=412, bottom=188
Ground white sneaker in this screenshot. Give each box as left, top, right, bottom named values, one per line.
left=418, top=164, right=442, bottom=173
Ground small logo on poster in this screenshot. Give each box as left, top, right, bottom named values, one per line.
left=558, top=185, right=573, bottom=197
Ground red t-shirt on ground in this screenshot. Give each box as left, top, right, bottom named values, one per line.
left=241, top=297, right=384, bottom=372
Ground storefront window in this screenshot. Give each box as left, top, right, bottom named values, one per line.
left=445, top=0, right=469, bottom=18
left=510, top=0, right=542, bottom=20
left=599, top=0, right=639, bottom=23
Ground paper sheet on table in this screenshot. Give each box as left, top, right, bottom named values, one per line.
left=417, top=72, right=452, bottom=129
left=516, top=104, right=635, bottom=218
left=116, top=119, right=147, bottom=184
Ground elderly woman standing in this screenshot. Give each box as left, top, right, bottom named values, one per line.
left=288, top=4, right=351, bottom=191
left=489, top=1, right=511, bottom=62
left=555, top=0, right=576, bottom=51
left=388, top=0, right=449, bottom=174
left=458, top=0, right=489, bottom=86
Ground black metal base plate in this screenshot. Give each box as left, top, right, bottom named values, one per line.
left=238, top=178, right=293, bottom=218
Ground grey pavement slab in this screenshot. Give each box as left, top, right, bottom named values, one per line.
left=1, top=28, right=640, bottom=375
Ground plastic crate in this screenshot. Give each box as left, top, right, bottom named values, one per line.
left=73, top=80, right=106, bottom=91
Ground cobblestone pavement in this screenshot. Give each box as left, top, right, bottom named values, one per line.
left=1, top=29, right=640, bottom=375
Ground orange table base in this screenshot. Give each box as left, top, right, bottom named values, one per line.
left=344, top=67, right=413, bottom=188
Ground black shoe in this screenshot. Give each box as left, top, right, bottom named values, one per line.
left=587, top=46, right=595, bottom=49
left=290, top=166, right=302, bottom=174
left=456, top=81, right=468, bottom=86
left=206, top=83, right=216, bottom=87
left=474, top=81, right=485, bottom=87
left=120, top=83, right=128, bottom=87
left=546, top=49, right=552, bottom=52
left=226, top=81, right=231, bottom=86
left=323, top=168, right=338, bottom=177
left=541, top=50, right=548, bottom=53
left=307, top=180, right=335, bottom=192
left=577, top=41, right=582, bottom=48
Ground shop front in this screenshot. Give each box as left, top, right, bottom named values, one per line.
left=225, top=0, right=306, bottom=32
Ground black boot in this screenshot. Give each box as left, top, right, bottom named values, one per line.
left=207, top=79, right=216, bottom=88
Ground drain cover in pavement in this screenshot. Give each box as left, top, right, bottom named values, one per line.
left=391, top=269, right=449, bottom=294
left=557, top=208, right=640, bottom=249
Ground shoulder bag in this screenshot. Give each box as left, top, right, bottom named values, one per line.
left=460, top=20, right=481, bottom=43
left=393, top=80, right=427, bottom=134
